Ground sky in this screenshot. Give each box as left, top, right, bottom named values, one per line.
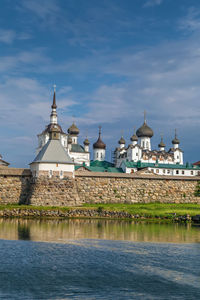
left=0, top=0, right=200, bottom=167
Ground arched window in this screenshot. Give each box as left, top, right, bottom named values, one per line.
left=146, top=141, right=149, bottom=148
left=143, top=141, right=145, bottom=148
left=101, top=153, right=103, bottom=158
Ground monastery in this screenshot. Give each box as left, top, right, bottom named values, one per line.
left=1, top=89, right=200, bottom=178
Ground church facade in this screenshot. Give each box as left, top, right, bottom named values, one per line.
left=29, top=90, right=200, bottom=178
left=36, top=89, right=90, bottom=167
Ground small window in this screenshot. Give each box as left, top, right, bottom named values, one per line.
left=54, top=133, right=56, bottom=137
left=136, top=153, right=138, bottom=156
left=97, top=152, right=98, bottom=158
left=49, top=170, right=53, bottom=176
left=101, top=153, right=103, bottom=158
left=143, top=141, right=145, bottom=148
left=182, top=171, right=185, bottom=175
left=163, top=169, right=165, bottom=174
left=156, top=169, right=159, bottom=173
left=176, top=170, right=179, bottom=174
left=146, top=141, right=149, bottom=148
left=177, top=156, right=179, bottom=159
left=191, top=171, right=193, bottom=175
left=167, top=170, right=170, bottom=174
left=60, top=170, right=63, bottom=176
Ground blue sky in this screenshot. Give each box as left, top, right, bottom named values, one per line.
left=0, top=0, right=200, bottom=167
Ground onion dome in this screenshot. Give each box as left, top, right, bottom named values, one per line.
left=118, top=136, right=125, bottom=144
left=67, top=122, right=79, bottom=135
left=130, top=127, right=138, bottom=142
left=130, top=134, right=138, bottom=142
left=49, top=124, right=60, bottom=133
left=43, top=123, right=64, bottom=134
left=136, top=112, right=153, bottom=138
left=158, top=137, right=166, bottom=148
left=136, top=121, right=153, bottom=138
left=68, top=136, right=72, bottom=144
left=172, top=129, right=180, bottom=144
left=51, top=90, right=57, bottom=109
left=84, top=138, right=90, bottom=145
left=93, top=126, right=106, bottom=149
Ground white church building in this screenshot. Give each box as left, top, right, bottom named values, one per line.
left=36, top=89, right=90, bottom=166
left=114, top=114, right=199, bottom=176
left=30, top=88, right=200, bottom=178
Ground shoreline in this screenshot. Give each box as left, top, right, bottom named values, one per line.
left=0, top=204, right=200, bottom=223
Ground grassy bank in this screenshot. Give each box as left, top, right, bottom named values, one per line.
left=0, top=203, right=200, bottom=220
left=83, top=203, right=200, bottom=218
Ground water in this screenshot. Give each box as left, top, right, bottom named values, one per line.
left=0, top=219, right=200, bottom=299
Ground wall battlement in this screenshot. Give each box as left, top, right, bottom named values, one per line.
left=0, top=168, right=200, bottom=206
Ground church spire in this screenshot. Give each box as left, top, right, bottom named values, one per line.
left=51, top=85, right=57, bottom=109
left=50, top=85, right=58, bottom=124
left=144, top=110, right=146, bottom=124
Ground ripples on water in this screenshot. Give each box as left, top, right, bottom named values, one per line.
left=0, top=219, right=200, bottom=299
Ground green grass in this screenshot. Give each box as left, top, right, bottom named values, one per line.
left=0, top=203, right=200, bottom=219
left=0, top=204, right=70, bottom=212
left=82, top=203, right=200, bottom=218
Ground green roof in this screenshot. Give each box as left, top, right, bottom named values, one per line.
left=124, top=161, right=200, bottom=170
left=75, top=160, right=123, bottom=173
left=90, top=160, right=114, bottom=167
left=71, top=144, right=85, bottom=153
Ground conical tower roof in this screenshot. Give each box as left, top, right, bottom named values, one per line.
left=51, top=90, right=57, bottom=109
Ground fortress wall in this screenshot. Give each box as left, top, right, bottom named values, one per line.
left=75, top=173, right=200, bottom=204
left=28, top=177, right=81, bottom=206
left=0, top=168, right=31, bottom=205
left=0, top=168, right=200, bottom=206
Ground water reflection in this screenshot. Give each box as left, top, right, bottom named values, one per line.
left=0, top=218, right=199, bottom=243
left=18, top=223, right=31, bottom=240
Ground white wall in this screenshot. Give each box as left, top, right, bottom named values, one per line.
left=140, top=137, right=151, bottom=150
left=124, top=166, right=199, bottom=176
left=70, top=152, right=90, bottom=166
left=30, top=162, right=74, bottom=178
left=93, top=149, right=105, bottom=161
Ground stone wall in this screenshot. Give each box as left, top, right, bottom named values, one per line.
left=0, top=168, right=31, bottom=204
left=75, top=173, right=200, bottom=204
left=28, top=177, right=81, bottom=206
left=0, top=168, right=200, bottom=206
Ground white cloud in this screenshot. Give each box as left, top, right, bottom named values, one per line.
left=0, top=29, right=16, bottom=44
left=20, top=0, right=60, bottom=20
left=0, top=48, right=50, bottom=73
left=0, top=77, right=76, bottom=132
left=179, top=8, right=200, bottom=32
left=143, top=0, right=163, bottom=8
left=0, top=29, right=32, bottom=44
